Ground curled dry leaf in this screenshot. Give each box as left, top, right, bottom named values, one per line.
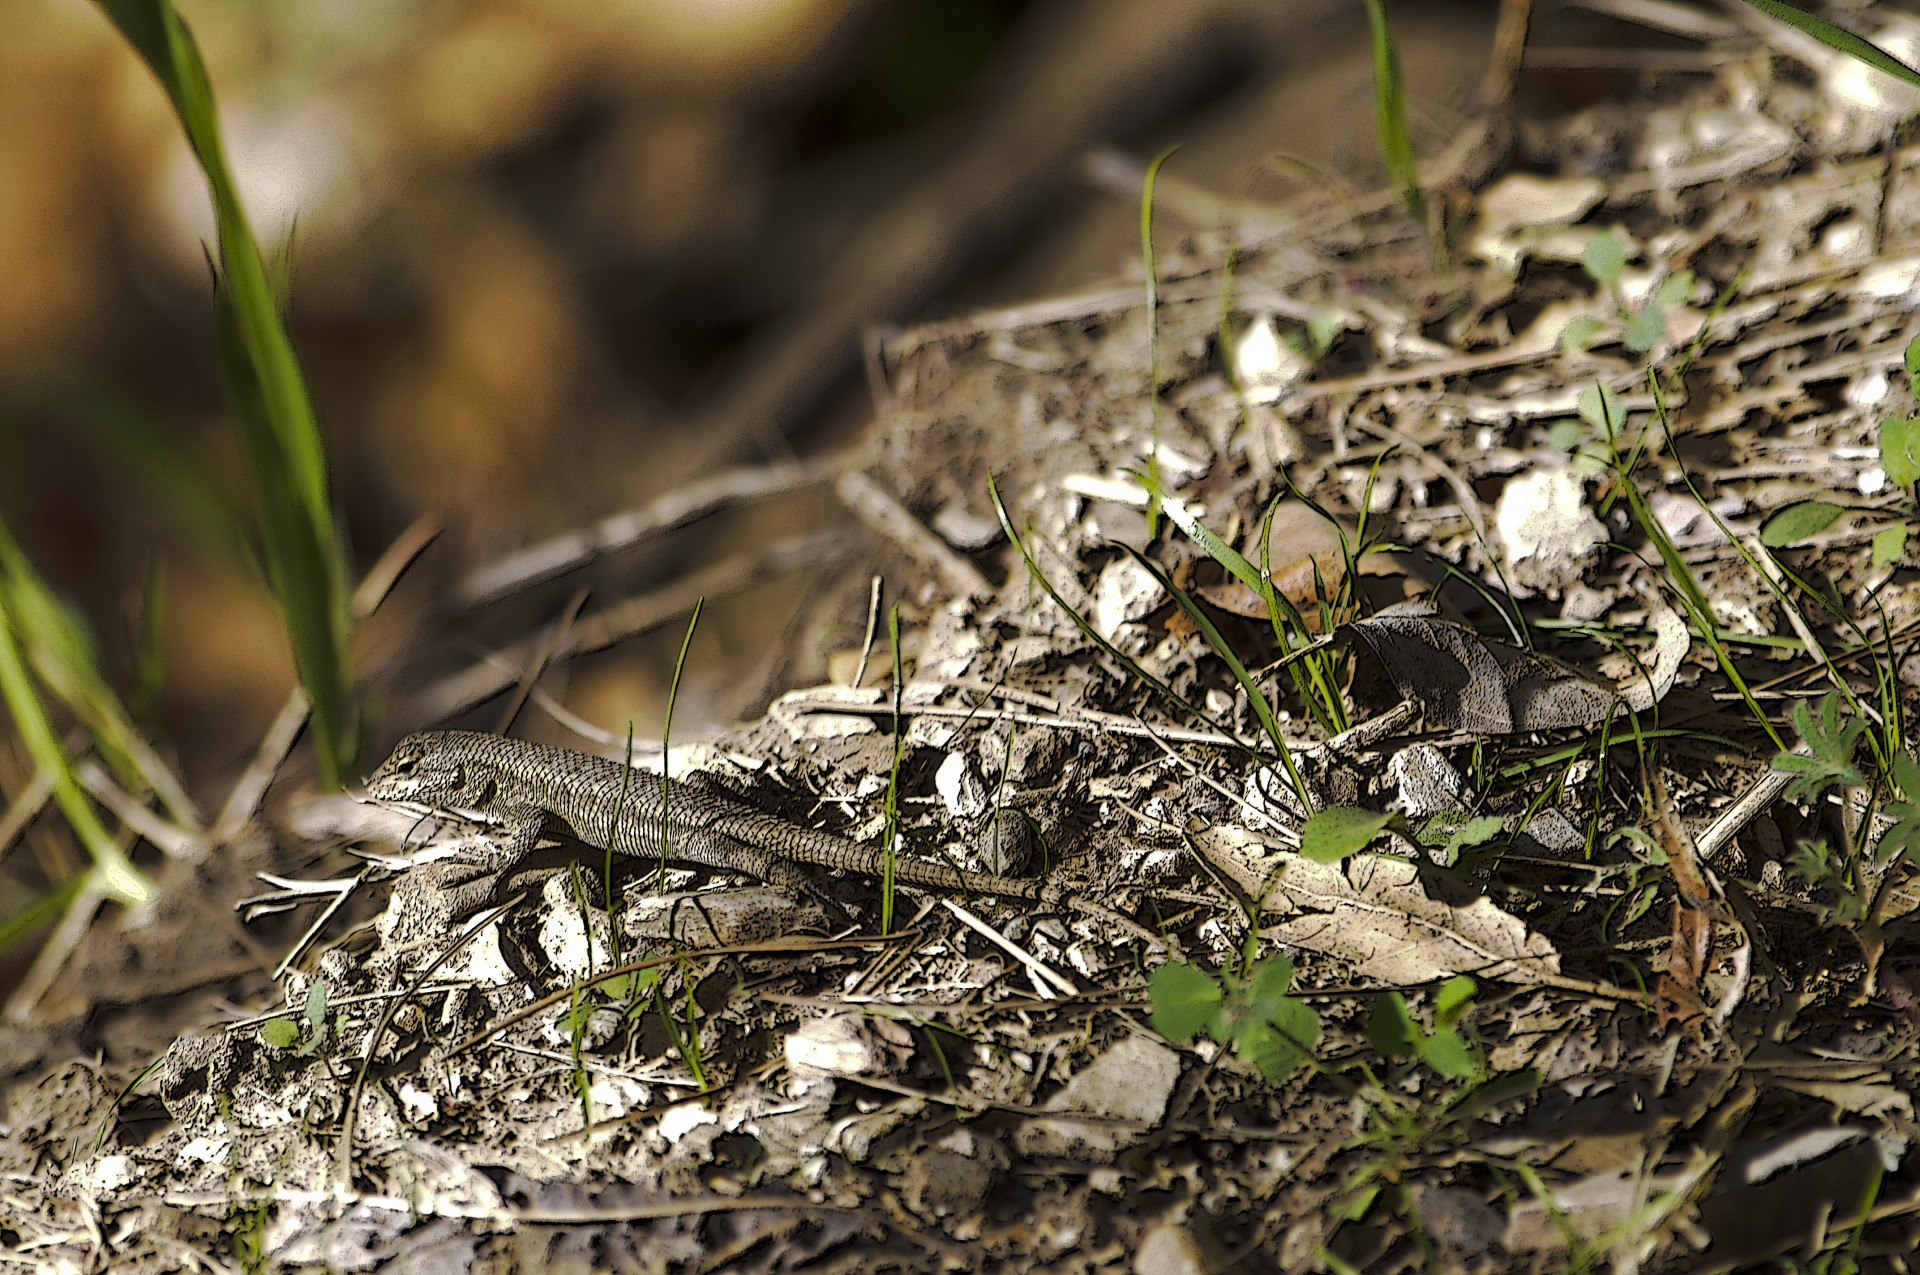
left=1342, top=605, right=1687, bottom=733
left=1342, top=608, right=1621, bottom=733
left=1617, top=603, right=1689, bottom=712
left=1189, top=821, right=1562, bottom=986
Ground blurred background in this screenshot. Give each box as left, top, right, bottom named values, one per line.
left=0, top=0, right=1709, bottom=788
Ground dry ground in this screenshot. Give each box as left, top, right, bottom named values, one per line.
left=11, top=7, right=1920, bottom=1273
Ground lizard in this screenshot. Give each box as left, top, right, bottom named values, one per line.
left=359, top=729, right=1068, bottom=916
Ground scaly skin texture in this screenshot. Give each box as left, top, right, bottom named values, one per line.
left=362, top=730, right=1056, bottom=905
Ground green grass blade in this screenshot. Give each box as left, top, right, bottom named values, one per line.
left=37, top=380, right=250, bottom=558
left=0, top=873, right=88, bottom=955
left=658, top=597, right=704, bottom=874
left=0, top=518, right=199, bottom=828
left=1613, top=379, right=1784, bottom=751
left=1115, top=545, right=1312, bottom=811
left=1145, top=477, right=1346, bottom=735
left=989, top=479, right=1239, bottom=748
left=131, top=557, right=166, bottom=739
left=883, top=603, right=906, bottom=934
left=1740, top=0, right=1920, bottom=89
left=1139, top=143, right=1180, bottom=537
left=1363, top=0, right=1428, bottom=257
left=93, top=0, right=354, bottom=787
left=0, top=605, right=151, bottom=907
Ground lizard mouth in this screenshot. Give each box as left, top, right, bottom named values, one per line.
left=377, top=797, right=502, bottom=829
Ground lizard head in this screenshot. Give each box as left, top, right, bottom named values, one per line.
left=361, top=731, right=494, bottom=816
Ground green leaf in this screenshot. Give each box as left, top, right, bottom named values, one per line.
left=1244, top=955, right=1297, bottom=1017
left=1367, top=992, right=1418, bottom=1058
left=261, top=1018, right=300, bottom=1049
left=1236, top=995, right=1321, bottom=1082
left=1301, top=806, right=1394, bottom=862
left=1881, top=755, right=1920, bottom=864
left=304, top=980, right=328, bottom=1029
left=1873, top=521, right=1909, bottom=568
left=1546, top=419, right=1583, bottom=452
left=1419, top=1029, right=1477, bottom=1080
left=1626, top=273, right=1697, bottom=355
left=1446, top=815, right=1504, bottom=853
left=1432, top=975, right=1478, bottom=1029
left=1907, top=334, right=1920, bottom=384
left=1413, top=813, right=1504, bottom=867
left=1264, top=996, right=1322, bottom=1073
left=1882, top=415, right=1920, bottom=487
left=1582, top=230, right=1626, bottom=287
left=1759, top=499, right=1845, bottom=547
left=1339, top=1184, right=1381, bottom=1223
left=1893, top=751, right=1920, bottom=801
left=1306, top=311, right=1342, bottom=355
left=1557, top=315, right=1604, bottom=355
left=1653, top=270, right=1695, bottom=307
left=1624, top=301, right=1665, bottom=354
left=1775, top=691, right=1866, bottom=799
left=1149, top=963, right=1225, bottom=1043
left=293, top=1016, right=329, bottom=1057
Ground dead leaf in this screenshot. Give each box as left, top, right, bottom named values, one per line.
left=1649, top=770, right=1745, bottom=1024
left=1618, top=603, right=1689, bottom=712
left=1342, top=607, right=1621, bottom=733
left=1189, top=820, right=1562, bottom=985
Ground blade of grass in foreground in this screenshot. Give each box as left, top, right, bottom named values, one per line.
left=0, top=518, right=199, bottom=830
left=1740, top=0, right=1920, bottom=89
left=0, top=606, right=151, bottom=907
left=93, top=0, right=355, bottom=787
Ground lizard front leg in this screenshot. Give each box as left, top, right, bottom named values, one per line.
left=435, top=807, right=560, bottom=917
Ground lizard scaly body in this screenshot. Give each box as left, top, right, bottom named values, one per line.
left=361, top=730, right=1060, bottom=911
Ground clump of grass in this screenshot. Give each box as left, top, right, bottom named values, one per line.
left=989, top=477, right=1316, bottom=813
left=0, top=528, right=154, bottom=908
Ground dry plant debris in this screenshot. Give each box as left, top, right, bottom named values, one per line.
left=16, top=12, right=1920, bottom=1274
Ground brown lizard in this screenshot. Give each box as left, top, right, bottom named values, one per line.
left=360, top=729, right=1061, bottom=914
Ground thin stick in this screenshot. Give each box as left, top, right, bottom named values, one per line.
left=493, top=588, right=590, bottom=736
left=402, top=532, right=849, bottom=724
left=455, top=454, right=848, bottom=609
